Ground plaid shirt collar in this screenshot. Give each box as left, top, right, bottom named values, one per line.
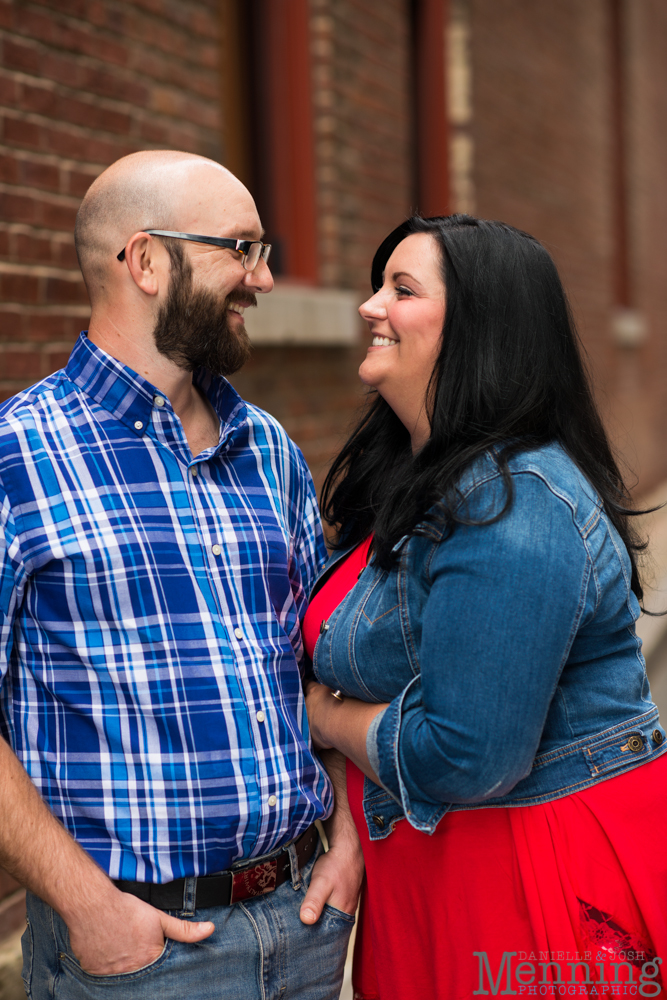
left=66, top=331, right=248, bottom=450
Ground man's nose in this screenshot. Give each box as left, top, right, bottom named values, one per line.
left=243, top=258, right=274, bottom=294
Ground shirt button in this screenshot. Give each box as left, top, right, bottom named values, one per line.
left=268, top=795, right=277, bottom=807
left=212, top=544, right=221, bottom=556
left=191, top=466, right=198, bottom=476
left=256, top=711, right=265, bottom=723
left=134, top=420, right=143, bottom=430
left=234, top=627, right=243, bottom=639
left=154, top=395, right=165, bottom=407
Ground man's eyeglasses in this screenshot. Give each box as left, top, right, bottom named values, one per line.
left=116, top=230, right=272, bottom=271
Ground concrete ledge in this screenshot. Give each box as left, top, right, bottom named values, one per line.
left=244, top=284, right=363, bottom=345
left=0, top=928, right=24, bottom=1000
left=635, top=481, right=667, bottom=658
left=0, top=892, right=25, bottom=944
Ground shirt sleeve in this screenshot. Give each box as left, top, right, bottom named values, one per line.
left=0, top=483, right=24, bottom=688
left=287, top=447, right=327, bottom=675
left=367, top=470, right=593, bottom=829
left=291, top=448, right=328, bottom=612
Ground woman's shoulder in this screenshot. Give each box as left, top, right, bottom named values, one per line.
left=460, top=441, right=602, bottom=533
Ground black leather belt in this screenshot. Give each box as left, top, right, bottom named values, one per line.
left=113, top=825, right=320, bottom=910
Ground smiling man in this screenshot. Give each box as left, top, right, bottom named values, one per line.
left=0, top=151, right=362, bottom=1000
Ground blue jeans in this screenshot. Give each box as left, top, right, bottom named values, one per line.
left=21, top=840, right=354, bottom=1000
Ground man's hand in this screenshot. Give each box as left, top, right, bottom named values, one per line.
left=299, top=748, right=364, bottom=924
left=299, top=835, right=364, bottom=923
left=0, top=735, right=214, bottom=977
left=68, top=885, right=214, bottom=976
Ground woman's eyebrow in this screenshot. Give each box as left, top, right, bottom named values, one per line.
left=392, top=270, right=422, bottom=285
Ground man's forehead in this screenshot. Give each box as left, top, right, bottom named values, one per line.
left=187, top=193, right=263, bottom=240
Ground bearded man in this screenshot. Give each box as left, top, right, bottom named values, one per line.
left=0, top=151, right=363, bottom=1000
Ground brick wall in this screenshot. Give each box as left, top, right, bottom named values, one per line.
left=619, top=0, right=667, bottom=494
left=231, top=344, right=367, bottom=494
left=0, top=0, right=221, bottom=402
left=0, top=0, right=221, bottom=935
left=310, top=0, right=414, bottom=291
left=469, top=0, right=667, bottom=492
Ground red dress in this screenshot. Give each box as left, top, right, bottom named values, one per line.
left=303, top=540, right=667, bottom=1000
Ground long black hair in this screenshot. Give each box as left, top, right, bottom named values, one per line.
left=321, top=214, right=648, bottom=600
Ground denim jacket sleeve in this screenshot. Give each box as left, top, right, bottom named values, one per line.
left=368, top=469, right=594, bottom=826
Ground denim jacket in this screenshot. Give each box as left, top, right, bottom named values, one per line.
left=311, top=443, right=667, bottom=840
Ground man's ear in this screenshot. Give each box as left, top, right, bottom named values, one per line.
left=122, top=233, right=164, bottom=296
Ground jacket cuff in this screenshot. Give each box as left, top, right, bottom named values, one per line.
left=365, top=707, right=388, bottom=780
left=372, top=676, right=450, bottom=834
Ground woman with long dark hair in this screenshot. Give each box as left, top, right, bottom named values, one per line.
left=301, top=216, right=667, bottom=999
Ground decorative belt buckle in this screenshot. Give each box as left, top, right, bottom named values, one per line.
left=230, top=858, right=278, bottom=904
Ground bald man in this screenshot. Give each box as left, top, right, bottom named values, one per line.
left=0, top=151, right=362, bottom=999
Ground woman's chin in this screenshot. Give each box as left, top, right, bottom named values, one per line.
left=358, top=356, right=388, bottom=388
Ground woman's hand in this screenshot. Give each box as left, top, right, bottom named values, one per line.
left=305, top=680, right=389, bottom=786
left=305, top=680, right=340, bottom=750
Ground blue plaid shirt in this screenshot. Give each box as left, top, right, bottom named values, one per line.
left=0, top=333, right=332, bottom=882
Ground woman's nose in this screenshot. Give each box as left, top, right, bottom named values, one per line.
left=359, top=292, right=387, bottom=321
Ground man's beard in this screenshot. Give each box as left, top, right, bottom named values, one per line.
left=153, top=241, right=254, bottom=377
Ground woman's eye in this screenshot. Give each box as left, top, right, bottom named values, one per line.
left=396, top=285, right=413, bottom=296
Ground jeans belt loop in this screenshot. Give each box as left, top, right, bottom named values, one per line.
left=183, top=875, right=197, bottom=914
left=287, top=840, right=302, bottom=890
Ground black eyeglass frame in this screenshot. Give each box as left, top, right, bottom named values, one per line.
left=116, top=230, right=272, bottom=269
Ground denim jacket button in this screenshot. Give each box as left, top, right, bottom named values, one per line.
left=319, top=620, right=329, bottom=635
left=652, top=729, right=664, bottom=745
left=626, top=734, right=644, bottom=753
left=371, top=814, right=385, bottom=829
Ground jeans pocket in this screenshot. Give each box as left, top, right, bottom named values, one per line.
left=21, top=917, right=34, bottom=998
left=322, top=902, right=356, bottom=923
left=59, top=937, right=173, bottom=984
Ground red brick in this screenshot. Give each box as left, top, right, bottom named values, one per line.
left=138, top=117, right=170, bottom=144
left=13, top=7, right=59, bottom=48
left=33, top=0, right=88, bottom=18
left=40, top=49, right=83, bottom=89
left=0, top=310, right=26, bottom=340
left=0, top=153, right=20, bottom=183
left=44, top=276, right=88, bottom=306
left=39, top=200, right=77, bottom=237
left=20, top=83, right=57, bottom=117
left=0, top=272, right=40, bottom=304
left=19, top=158, right=60, bottom=191
left=66, top=167, right=98, bottom=197
left=1, top=350, right=42, bottom=379
left=0, top=869, right=20, bottom=901
left=0, top=0, right=13, bottom=30
left=83, top=135, right=137, bottom=164
left=0, top=192, right=38, bottom=225
left=3, top=116, right=43, bottom=150
left=80, top=66, right=149, bottom=105
left=0, top=70, right=19, bottom=106
left=53, top=238, right=79, bottom=268
left=74, top=28, right=129, bottom=68
left=14, top=232, right=54, bottom=264
left=43, top=124, right=136, bottom=164
left=2, top=38, right=43, bottom=75
left=25, top=312, right=74, bottom=341
left=53, top=94, right=131, bottom=135
left=0, top=230, right=10, bottom=257
left=43, top=350, right=72, bottom=373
